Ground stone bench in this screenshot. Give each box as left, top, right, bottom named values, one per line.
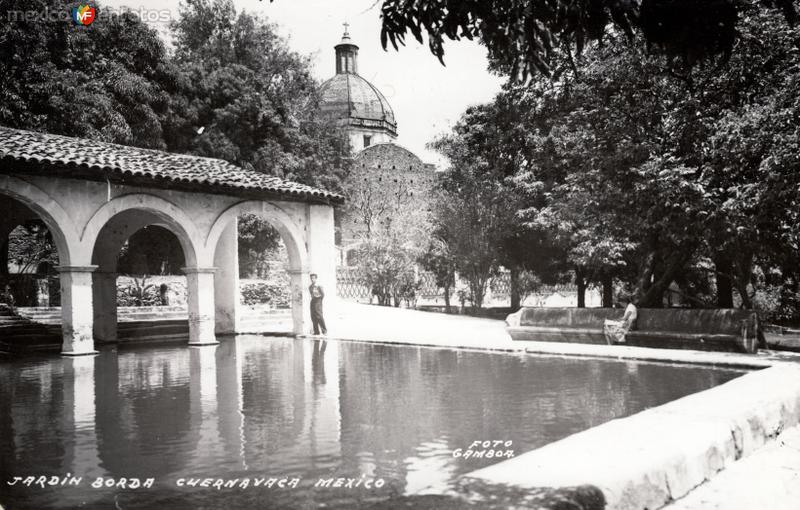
left=506, top=307, right=760, bottom=353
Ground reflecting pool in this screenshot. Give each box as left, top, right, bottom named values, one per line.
left=0, top=337, right=746, bottom=509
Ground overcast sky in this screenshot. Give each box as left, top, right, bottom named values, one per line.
left=103, top=0, right=505, bottom=167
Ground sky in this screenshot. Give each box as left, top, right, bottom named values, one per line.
left=103, top=0, right=505, bottom=167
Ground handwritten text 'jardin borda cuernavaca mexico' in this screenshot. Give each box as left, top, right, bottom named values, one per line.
left=5, top=474, right=388, bottom=491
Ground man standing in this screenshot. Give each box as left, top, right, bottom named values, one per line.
left=308, top=273, right=327, bottom=336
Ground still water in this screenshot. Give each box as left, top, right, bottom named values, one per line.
left=1, top=337, right=744, bottom=509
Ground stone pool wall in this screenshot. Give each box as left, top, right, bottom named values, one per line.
left=460, top=363, right=800, bottom=510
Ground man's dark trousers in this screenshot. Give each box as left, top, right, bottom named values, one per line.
left=311, top=297, right=327, bottom=335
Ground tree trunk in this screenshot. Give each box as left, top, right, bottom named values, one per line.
left=637, top=250, right=657, bottom=301
left=714, top=253, right=734, bottom=308
left=601, top=273, right=613, bottom=308
left=443, top=283, right=452, bottom=314
left=576, top=267, right=586, bottom=308
left=509, top=266, right=521, bottom=310
left=733, top=251, right=754, bottom=309
left=638, top=251, right=692, bottom=307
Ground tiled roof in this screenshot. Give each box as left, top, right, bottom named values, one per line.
left=0, top=126, right=343, bottom=204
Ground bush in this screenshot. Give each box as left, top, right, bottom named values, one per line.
left=240, top=281, right=291, bottom=308
left=117, top=278, right=160, bottom=306
left=117, top=275, right=187, bottom=307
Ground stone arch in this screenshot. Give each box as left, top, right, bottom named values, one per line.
left=80, top=193, right=200, bottom=267
left=205, top=201, right=308, bottom=271
left=0, top=175, right=78, bottom=265
left=205, top=201, right=309, bottom=336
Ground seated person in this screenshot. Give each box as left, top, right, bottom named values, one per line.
left=604, top=297, right=638, bottom=344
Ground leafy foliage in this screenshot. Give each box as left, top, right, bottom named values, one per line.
left=6, top=222, right=58, bottom=273
left=0, top=0, right=351, bottom=191
left=343, top=162, right=432, bottom=307
left=431, top=7, right=800, bottom=320
left=374, top=0, right=797, bottom=79
left=241, top=280, right=290, bottom=307
left=0, top=0, right=173, bottom=147
left=237, top=214, right=282, bottom=279
left=168, top=0, right=352, bottom=190
left=117, top=226, right=185, bottom=275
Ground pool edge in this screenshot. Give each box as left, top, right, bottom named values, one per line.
left=457, top=363, right=800, bottom=510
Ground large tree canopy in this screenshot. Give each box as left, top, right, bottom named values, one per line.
left=1, top=0, right=350, bottom=192
left=372, top=0, right=797, bottom=79
left=169, top=0, right=351, bottom=191
left=0, top=0, right=173, bottom=148
left=430, top=7, right=800, bottom=319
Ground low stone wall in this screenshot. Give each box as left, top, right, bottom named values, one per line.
left=507, top=307, right=761, bottom=353
left=461, top=363, right=800, bottom=510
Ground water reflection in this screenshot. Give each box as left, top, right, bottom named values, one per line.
left=0, top=337, right=745, bottom=509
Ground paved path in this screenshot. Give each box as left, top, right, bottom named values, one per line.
left=323, top=301, right=514, bottom=351
left=665, top=426, right=800, bottom=510
left=314, top=301, right=799, bottom=370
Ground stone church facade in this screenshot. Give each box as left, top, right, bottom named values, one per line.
left=319, top=29, right=437, bottom=266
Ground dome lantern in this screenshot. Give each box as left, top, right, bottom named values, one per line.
left=320, top=26, right=398, bottom=151
left=335, top=23, right=359, bottom=74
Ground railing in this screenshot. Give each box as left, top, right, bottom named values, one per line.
left=336, top=267, right=591, bottom=306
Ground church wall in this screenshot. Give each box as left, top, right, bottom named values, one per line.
left=339, top=144, right=439, bottom=253
left=348, top=129, right=396, bottom=153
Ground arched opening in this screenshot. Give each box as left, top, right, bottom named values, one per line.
left=207, top=201, right=308, bottom=336
left=1, top=200, right=61, bottom=310
left=235, top=214, right=293, bottom=334
left=91, top=209, right=195, bottom=345
left=0, top=189, right=75, bottom=351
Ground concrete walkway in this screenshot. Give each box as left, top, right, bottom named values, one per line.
left=315, top=301, right=798, bottom=369
left=665, top=426, right=800, bottom=510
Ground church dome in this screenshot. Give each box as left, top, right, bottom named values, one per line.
left=319, top=28, right=397, bottom=138
left=320, top=74, right=397, bottom=135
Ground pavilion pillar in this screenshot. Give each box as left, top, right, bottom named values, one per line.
left=183, top=266, right=219, bottom=346
left=92, top=270, right=117, bottom=343
left=288, top=269, right=310, bottom=335
left=57, top=265, right=99, bottom=356
left=214, top=220, right=240, bottom=335
left=307, top=204, right=337, bottom=329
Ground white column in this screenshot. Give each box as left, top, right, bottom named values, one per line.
left=214, top=220, right=240, bottom=335
left=92, top=270, right=118, bottom=343
left=57, top=265, right=99, bottom=356
left=289, top=269, right=310, bottom=335
left=306, top=204, right=337, bottom=333
left=307, top=205, right=337, bottom=299
left=183, top=267, right=219, bottom=346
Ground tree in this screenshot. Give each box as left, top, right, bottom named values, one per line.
left=342, top=159, right=432, bottom=306
left=419, top=237, right=457, bottom=313
left=0, top=0, right=175, bottom=147
left=237, top=215, right=282, bottom=278
left=424, top=5, right=800, bottom=318
left=517, top=7, right=800, bottom=312
left=429, top=94, right=570, bottom=309
left=168, top=0, right=351, bottom=191
left=117, top=226, right=185, bottom=275
left=373, top=0, right=797, bottom=79
left=1, top=0, right=350, bottom=192
left=6, top=222, right=58, bottom=274
left=427, top=166, right=510, bottom=310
